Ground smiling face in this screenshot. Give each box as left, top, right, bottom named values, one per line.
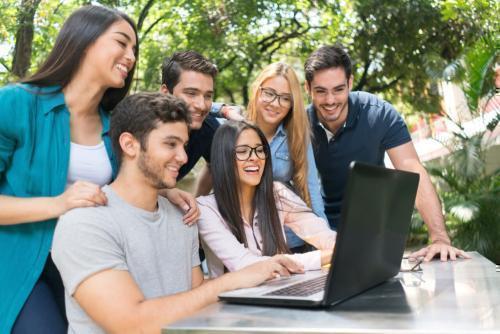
left=256, top=75, right=293, bottom=130
left=82, top=19, right=137, bottom=89
left=137, top=121, right=189, bottom=189
left=307, top=67, right=353, bottom=132
left=234, top=129, right=267, bottom=191
left=167, top=70, right=214, bottom=130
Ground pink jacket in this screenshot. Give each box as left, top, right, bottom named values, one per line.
left=197, top=182, right=337, bottom=278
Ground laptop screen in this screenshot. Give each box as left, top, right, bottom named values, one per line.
left=323, top=162, right=419, bottom=306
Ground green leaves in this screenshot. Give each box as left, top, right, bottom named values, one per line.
left=427, top=26, right=500, bottom=263
left=1, top=0, right=497, bottom=112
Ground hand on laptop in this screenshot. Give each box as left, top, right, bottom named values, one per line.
left=228, top=256, right=304, bottom=290
left=321, top=250, right=333, bottom=266
left=408, top=241, right=471, bottom=262
left=270, top=255, right=305, bottom=277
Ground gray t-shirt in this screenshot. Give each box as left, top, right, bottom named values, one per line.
left=52, top=185, right=200, bottom=334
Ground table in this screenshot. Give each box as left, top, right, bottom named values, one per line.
left=164, top=252, right=500, bottom=333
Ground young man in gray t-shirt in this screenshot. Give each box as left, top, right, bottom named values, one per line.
left=52, top=93, right=302, bottom=333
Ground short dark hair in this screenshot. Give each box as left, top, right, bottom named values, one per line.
left=110, top=92, right=191, bottom=164
left=304, top=44, right=352, bottom=84
left=161, top=51, right=218, bottom=92
left=22, top=5, right=138, bottom=111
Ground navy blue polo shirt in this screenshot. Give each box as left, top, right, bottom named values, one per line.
left=307, top=91, right=412, bottom=229
left=178, top=113, right=220, bottom=180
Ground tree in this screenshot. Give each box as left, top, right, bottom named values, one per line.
left=0, top=0, right=20, bottom=81
left=11, top=0, right=42, bottom=78
left=132, top=0, right=335, bottom=104
left=333, top=0, right=496, bottom=115
left=1, top=0, right=498, bottom=117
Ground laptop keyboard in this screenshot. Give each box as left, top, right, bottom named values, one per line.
left=264, top=275, right=327, bottom=297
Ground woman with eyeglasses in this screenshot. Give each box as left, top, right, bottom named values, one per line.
left=197, top=121, right=336, bottom=278
left=246, top=62, right=326, bottom=252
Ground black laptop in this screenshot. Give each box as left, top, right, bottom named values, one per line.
left=218, top=161, right=419, bottom=307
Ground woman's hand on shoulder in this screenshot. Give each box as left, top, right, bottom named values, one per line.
left=160, top=188, right=200, bottom=225
left=54, top=180, right=107, bottom=215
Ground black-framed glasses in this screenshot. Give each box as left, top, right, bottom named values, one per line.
left=400, top=257, right=423, bottom=273
left=259, top=87, right=293, bottom=108
left=235, top=145, right=267, bottom=161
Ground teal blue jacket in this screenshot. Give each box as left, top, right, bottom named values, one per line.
left=0, top=84, right=118, bottom=333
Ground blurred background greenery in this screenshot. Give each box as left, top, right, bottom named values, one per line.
left=1, top=0, right=498, bottom=262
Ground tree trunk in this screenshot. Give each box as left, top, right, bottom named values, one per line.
left=12, top=0, right=41, bottom=78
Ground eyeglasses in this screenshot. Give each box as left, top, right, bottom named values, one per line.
left=259, top=87, right=293, bottom=108
left=400, top=257, right=423, bottom=273
left=235, top=145, right=267, bottom=161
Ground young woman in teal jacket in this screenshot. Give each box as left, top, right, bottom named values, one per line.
left=0, top=6, right=138, bottom=333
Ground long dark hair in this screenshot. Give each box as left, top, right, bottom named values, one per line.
left=211, top=121, right=290, bottom=256
left=22, top=5, right=138, bottom=111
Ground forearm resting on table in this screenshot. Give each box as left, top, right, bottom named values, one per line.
left=0, top=194, right=60, bottom=225
left=414, top=170, right=450, bottom=244
left=132, top=275, right=238, bottom=332
left=76, top=269, right=241, bottom=334
left=401, top=160, right=450, bottom=244
left=387, top=143, right=450, bottom=244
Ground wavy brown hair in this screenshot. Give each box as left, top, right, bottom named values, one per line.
left=247, top=62, right=312, bottom=207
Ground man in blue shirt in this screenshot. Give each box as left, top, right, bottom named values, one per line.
left=304, top=44, right=469, bottom=262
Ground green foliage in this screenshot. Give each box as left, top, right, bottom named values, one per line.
left=427, top=34, right=500, bottom=263
left=0, top=0, right=18, bottom=82
left=429, top=137, right=500, bottom=263
left=2, top=0, right=496, bottom=114
left=1, top=0, right=498, bottom=261
left=443, top=35, right=499, bottom=113
left=345, top=0, right=499, bottom=115
left=31, top=1, right=76, bottom=71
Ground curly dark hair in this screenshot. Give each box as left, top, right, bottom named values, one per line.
left=110, top=92, right=191, bottom=164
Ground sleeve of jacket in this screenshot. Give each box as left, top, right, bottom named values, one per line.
left=0, top=85, right=24, bottom=176
left=275, top=182, right=336, bottom=253
left=197, top=197, right=269, bottom=272
left=305, top=141, right=327, bottom=220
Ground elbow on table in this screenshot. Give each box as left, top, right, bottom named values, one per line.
left=92, top=302, right=159, bottom=334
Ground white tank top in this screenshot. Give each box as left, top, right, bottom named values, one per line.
left=66, top=141, right=113, bottom=188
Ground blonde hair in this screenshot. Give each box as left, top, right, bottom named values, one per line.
left=247, top=62, right=312, bottom=207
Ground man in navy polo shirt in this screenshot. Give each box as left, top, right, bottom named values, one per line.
left=304, top=44, right=469, bottom=262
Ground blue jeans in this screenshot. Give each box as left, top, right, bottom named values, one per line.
left=11, top=255, right=67, bottom=334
